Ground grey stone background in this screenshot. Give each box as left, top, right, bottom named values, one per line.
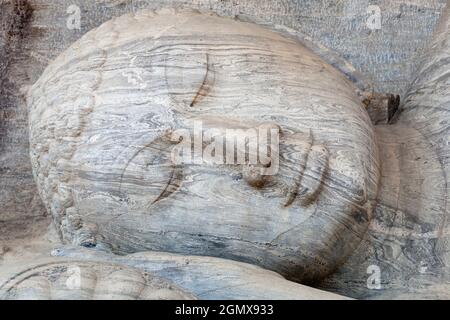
left=0, top=0, right=447, bottom=295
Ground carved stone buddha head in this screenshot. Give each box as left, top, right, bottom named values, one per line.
left=28, top=9, right=379, bottom=283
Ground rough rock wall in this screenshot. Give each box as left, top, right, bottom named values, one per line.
left=16, top=0, right=449, bottom=95
left=318, top=1, right=450, bottom=299
left=0, top=0, right=48, bottom=246
left=0, top=0, right=447, bottom=296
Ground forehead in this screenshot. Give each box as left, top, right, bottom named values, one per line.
left=71, top=18, right=367, bottom=129
left=43, top=10, right=364, bottom=117
left=94, top=32, right=373, bottom=163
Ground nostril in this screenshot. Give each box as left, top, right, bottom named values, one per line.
left=241, top=122, right=280, bottom=188
left=242, top=163, right=271, bottom=188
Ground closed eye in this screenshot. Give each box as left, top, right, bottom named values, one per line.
left=119, top=131, right=183, bottom=209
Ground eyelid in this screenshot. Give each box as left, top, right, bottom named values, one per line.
left=149, top=166, right=183, bottom=206
left=119, top=130, right=183, bottom=208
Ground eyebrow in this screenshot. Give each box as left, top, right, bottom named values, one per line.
left=190, top=53, right=214, bottom=108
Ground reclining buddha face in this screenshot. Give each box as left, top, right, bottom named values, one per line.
left=28, top=9, right=379, bottom=282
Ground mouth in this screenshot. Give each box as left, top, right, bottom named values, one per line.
left=277, top=130, right=329, bottom=208
left=292, top=144, right=329, bottom=207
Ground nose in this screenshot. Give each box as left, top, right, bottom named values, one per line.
left=239, top=124, right=329, bottom=208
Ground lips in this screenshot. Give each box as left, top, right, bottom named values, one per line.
left=277, top=131, right=329, bottom=208
left=295, top=144, right=329, bottom=206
